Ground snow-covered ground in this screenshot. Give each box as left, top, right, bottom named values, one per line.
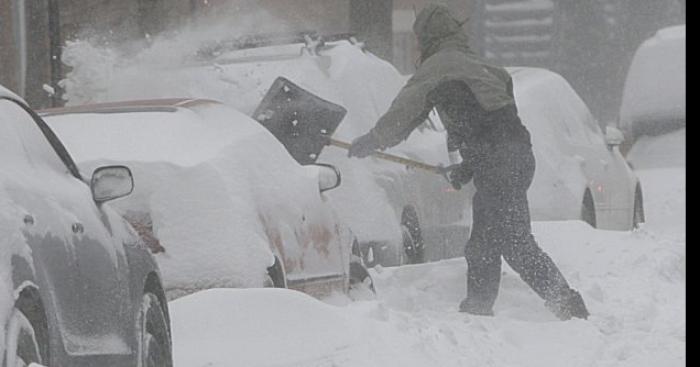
left=169, top=151, right=685, bottom=366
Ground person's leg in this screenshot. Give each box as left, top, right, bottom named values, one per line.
left=496, top=145, right=589, bottom=319
left=460, top=189, right=503, bottom=315
left=500, top=221, right=589, bottom=320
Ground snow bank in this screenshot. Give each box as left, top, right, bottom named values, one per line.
left=171, top=219, right=684, bottom=366
left=634, top=168, right=685, bottom=237
left=620, top=25, right=686, bottom=133
left=370, top=223, right=684, bottom=367
left=45, top=103, right=339, bottom=297
left=170, top=288, right=358, bottom=366
left=627, top=128, right=685, bottom=170
left=167, top=106, right=684, bottom=367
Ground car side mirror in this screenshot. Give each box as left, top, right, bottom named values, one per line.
left=605, top=126, right=625, bottom=148
left=311, top=163, right=341, bottom=193
left=91, top=165, right=134, bottom=203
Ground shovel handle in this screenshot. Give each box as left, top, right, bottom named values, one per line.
left=329, top=139, right=445, bottom=176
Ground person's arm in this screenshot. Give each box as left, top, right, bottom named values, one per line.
left=348, top=63, right=442, bottom=158
left=368, top=72, right=437, bottom=149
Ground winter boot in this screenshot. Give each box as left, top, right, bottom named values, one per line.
left=459, top=298, right=495, bottom=316
left=545, top=288, right=589, bottom=320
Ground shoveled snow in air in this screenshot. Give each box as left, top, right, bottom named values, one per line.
left=170, top=157, right=685, bottom=366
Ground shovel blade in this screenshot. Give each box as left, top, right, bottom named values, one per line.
left=253, top=77, right=347, bottom=165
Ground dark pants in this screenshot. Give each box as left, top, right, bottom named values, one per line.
left=464, top=139, right=571, bottom=310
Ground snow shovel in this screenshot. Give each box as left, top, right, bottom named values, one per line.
left=252, top=77, right=447, bottom=176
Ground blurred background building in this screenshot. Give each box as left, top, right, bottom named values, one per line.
left=0, top=0, right=685, bottom=122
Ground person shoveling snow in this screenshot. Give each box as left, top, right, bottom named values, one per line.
left=348, top=3, right=589, bottom=320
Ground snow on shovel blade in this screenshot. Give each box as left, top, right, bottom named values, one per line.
left=252, top=77, right=347, bottom=165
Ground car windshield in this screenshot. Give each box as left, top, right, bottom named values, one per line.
left=43, top=103, right=272, bottom=167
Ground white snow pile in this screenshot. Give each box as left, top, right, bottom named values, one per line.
left=172, top=223, right=684, bottom=367
left=170, top=156, right=684, bottom=366
left=628, top=133, right=685, bottom=237
left=627, top=128, right=685, bottom=170
left=619, top=25, right=685, bottom=132
left=44, top=103, right=337, bottom=298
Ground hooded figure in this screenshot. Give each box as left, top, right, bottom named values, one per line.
left=348, top=3, right=589, bottom=320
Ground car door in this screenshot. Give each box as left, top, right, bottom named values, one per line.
left=2, top=99, right=132, bottom=355
left=0, top=99, right=86, bottom=350
left=580, top=115, right=636, bottom=228
left=558, top=97, right=619, bottom=227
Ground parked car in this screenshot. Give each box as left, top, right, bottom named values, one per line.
left=59, top=35, right=471, bottom=267
left=618, top=24, right=685, bottom=170
left=0, top=85, right=172, bottom=366
left=505, top=67, right=645, bottom=230
left=41, top=98, right=370, bottom=300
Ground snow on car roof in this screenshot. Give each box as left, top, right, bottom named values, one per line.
left=619, top=24, right=685, bottom=130
left=39, top=98, right=219, bottom=116
left=42, top=99, right=271, bottom=167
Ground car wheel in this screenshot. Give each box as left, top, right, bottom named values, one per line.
left=348, top=260, right=376, bottom=300
left=401, top=206, right=425, bottom=264
left=632, top=187, right=645, bottom=229
left=4, top=308, right=43, bottom=367
left=138, top=293, right=172, bottom=367
left=264, top=256, right=287, bottom=288
left=581, top=190, right=597, bottom=228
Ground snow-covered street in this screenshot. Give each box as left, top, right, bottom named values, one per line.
left=169, top=163, right=685, bottom=367
left=1, top=2, right=685, bottom=365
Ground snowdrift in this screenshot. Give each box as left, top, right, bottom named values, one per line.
left=620, top=25, right=686, bottom=134
left=171, top=218, right=684, bottom=367
left=45, top=103, right=342, bottom=298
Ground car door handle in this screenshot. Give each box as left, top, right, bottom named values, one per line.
left=23, top=215, right=34, bottom=226
left=72, top=223, right=84, bottom=234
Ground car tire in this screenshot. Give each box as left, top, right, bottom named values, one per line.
left=348, top=260, right=376, bottom=300
left=401, top=206, right=425, bottom=265
left=138, top=292, right=172, bottom=367
left=581, top=190, right=597, bottom=228
left=4, top=308, right=43, bottom=367
left=632, top=186, right=645, bottom=229
left=264, top=256, right=287, bottom=288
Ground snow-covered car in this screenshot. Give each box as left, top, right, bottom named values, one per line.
left=504, top=67, right=645, bottom=230
left=41, top=98, right=367, bottom=300
left=0, top=85, right=172, bottom=366
left=59, top=36, right=471, bottom=267
left=618, top=24, right=685, bottom=170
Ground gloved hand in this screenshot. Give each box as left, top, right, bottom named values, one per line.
left=348, top=132, right=380, bottom=158
left=444, top=163, right=473, bottom=190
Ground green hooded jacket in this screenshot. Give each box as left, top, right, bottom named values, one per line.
left=368, top=3, right=515, bottom=149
